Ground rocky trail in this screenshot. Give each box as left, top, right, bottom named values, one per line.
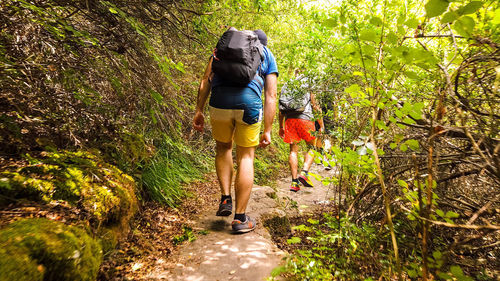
left=146, top=163, right=340, bottom=281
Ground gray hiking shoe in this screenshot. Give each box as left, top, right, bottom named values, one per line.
left=216, top=199, right=232, bottom=217
left=231, top=215, right=256, bottom=233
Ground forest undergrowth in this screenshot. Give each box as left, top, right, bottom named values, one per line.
left=1, top=0, right=499, bottom=280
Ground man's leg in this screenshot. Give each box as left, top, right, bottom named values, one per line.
left=289, top=143, right=300, bottom=179
left=303, top=139, right=317, bottom=172
left=298, top=139, right=316, bottom=187
left=215, top=140, right=233, bottom=196
left=288, top=143, right=301, bottom=192
left=234, top=145, right=256, bottom=214
left=214, top=140, right=234, bottom=216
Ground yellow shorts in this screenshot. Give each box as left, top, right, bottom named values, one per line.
left=209, top=106, right=261, bottom=147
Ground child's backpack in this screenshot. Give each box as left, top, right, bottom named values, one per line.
left=212, top=29, right=264, bottom=85
left=279, top=77, right=310, bottom=115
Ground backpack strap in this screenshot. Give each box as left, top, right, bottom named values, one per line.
left=254, top=65, right=264, bottom=89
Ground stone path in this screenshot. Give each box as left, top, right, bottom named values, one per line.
left=151, top=164, right=339, bottom=281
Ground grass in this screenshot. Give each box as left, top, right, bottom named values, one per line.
left=141, top=135, right=209, bottom=207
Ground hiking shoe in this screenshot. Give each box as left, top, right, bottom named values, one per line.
left=290, top=182, right=300, bottom=192
left=216, top=199, right=232, bottom=216
left=298, top=174, right=314, bottom=187
left=231, top=215, right=257, bottom=233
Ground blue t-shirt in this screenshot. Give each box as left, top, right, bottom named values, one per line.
left=209, top=46, right=279, bottom=124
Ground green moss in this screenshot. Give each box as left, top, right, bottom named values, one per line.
left=0, top=150, right=137, bottom=226
left=0, top=218, right=102, bottom=281
left=0, top=246, right=42, bottom=281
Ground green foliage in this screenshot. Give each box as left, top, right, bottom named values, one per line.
left=0, top=150, right=137, bottom=224
left=0, top=218, right=102, bottom=281
left=141, top=135, right=208, bottom=207
left=172, top=226, right=196, bottom=245
left=281, top=214, right=385, bottom=280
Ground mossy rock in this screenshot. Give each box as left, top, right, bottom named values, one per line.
left=0, top=218, right=102, bottom=281
left=0, top=150, right=137, bottom=226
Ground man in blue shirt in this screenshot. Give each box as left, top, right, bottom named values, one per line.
left=193, top=29, right=279, bottom=233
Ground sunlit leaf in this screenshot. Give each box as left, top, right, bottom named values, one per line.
left=359, top=29, right=378, bottom=41
left=441, top=11, right=459, bottom=23
left=405, top=71, right=419, bottom=80
left=453, top=16, right=475, bottom=37
left=322, top=18, right=338, bottom=28
left=457, top=1, right=483, bottom=15
left=387, top=31, right=399, bottom=44
left=404, top=18, right=419, bottom=28
left=425, top=0, right=450, bottom=18
left=370, top=16, right=383, bottom=26
left=287, top=237, right=302, bottom=244
left=397, top=179, right=408, bottom=188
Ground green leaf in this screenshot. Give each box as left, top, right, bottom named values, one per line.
left=323, top=18, right=338, bottom=28
left=433, top=251, right=442, bottom=260
left=390, top=142, right=397, bottom=149
left=400, top=143, right=408, bottom=152
left=437, top=272, right=453, bottom=280
left=453, top=16, right=475, bottom=37
left=441, top=11, right=459, bottom=23
left=445, top=211, right=459, bottom=218
left=493, top=9, right=500, bottom=24
left=397, top=179, right=408, bottom=188
left=450, top=265, right=464, bottom=277
left=271, top=266, right=286, bottom=277
left=150, top=90, right=163, bottom=104
left=397, top=15, right=406, bottom=25
left=307, top=218, right=319, bottom=225
left=404, top=18, right=419, bottom=28
left=387, top=31, right=399, bottom=44
left=370, top=16, right=383, bottom=26
left=457, top=1, right=483, bottom=15
left=359, top=29, right=378, bottom=41
left=292, top=224, right=312, bottom=232
left=403, top=117, right=416, bottom=124
left=408, top=269, right=418, bottom=278
left=397, top=25, right=406, bottom=35
left=425, top=0, right=450, bottom=18
left=287, top=237, right=302, bottom=244
left=405, top=71, right=419, bottom=80
left=109, top=7, right=118, bottom=14
left=405, top=139, right=420, bottom=150
left=436, top=209, right=445, bottom=217
left=345, top=84, right=361, bottom=94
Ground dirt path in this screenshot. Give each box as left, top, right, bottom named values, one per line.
left=149, top=164, right=338, bottom=281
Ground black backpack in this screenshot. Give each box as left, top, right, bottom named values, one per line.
left=279, top=77, right=310, bottom=114
left=212, top=29, right=264, bottom=85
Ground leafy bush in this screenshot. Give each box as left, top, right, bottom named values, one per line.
left=278, top=214, right=388, bottom=280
